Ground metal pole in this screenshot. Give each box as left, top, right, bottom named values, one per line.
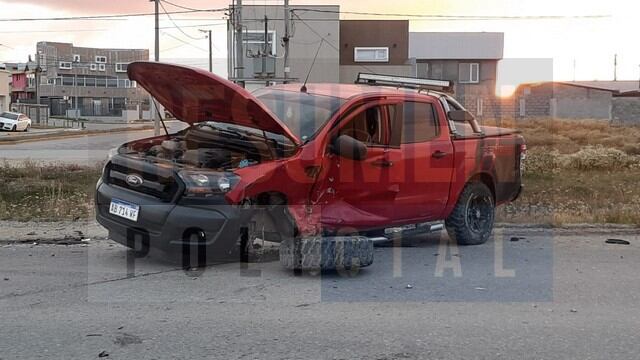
left=199, top=29, right=214, bottom=73
left=614, top=54, right=618, bottom=82
left=283, top=0, right=291, bottom=82
left=235, top=0, right=244, bottom=87
left=262, top=15, right=268, bottom=79
left=152, top=0, right=160, bottom=136
left=208, top=30, right=213, bottom=72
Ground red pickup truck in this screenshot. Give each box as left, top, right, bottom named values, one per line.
left=96, top=63, right=525, bottom=271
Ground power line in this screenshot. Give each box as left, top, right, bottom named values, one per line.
left=291, top=8, right=610, bottom=20
left=0, top=8, right=228, bottom=22
left=160, top=0, right=208, bottom=12
left=161, top=31, right=208, bottom=53
left=158, top=0, right=206, bottom=41
left=291, top=12, right=376, bottom=74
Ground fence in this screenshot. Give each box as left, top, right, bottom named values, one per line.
left=11, top=103, right=50, bottom=125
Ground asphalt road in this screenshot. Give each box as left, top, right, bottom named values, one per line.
left=0, top=121, right=188, bottom=165
left=1, top=228, right=639, bottom=359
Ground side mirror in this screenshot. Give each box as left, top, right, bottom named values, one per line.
left=448, top=110, right=475, bottom=122
left=331, top=135, right=368, bottom=161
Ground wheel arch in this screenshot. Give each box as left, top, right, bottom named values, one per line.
left=467, top=172, right=496, bottom=202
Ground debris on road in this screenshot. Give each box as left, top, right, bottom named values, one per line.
left=406, top=284, right=413, bottom=289
left=98, top=350, right=109, bottom=358
left=570, top=309, right=578, bottom=313
left=510, top=237, right=525, bottom=242
left=606, top=239, right=631, bottom=245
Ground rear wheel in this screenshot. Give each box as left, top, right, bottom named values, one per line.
left=445, top=182, right=495, bottom=245
left=23, top=124, right=30, bottom=132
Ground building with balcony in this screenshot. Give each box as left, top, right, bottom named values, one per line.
left=35, top=41, right=150, bottom=120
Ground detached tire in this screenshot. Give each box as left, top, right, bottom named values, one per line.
left=279, top=236, right=374, bottom=271
left=445, top=182, right=495, bottom=245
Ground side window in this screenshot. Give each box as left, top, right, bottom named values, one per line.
left=390, top=102, right=439, bottom=144
left=339, top=106, right=387, bottom=147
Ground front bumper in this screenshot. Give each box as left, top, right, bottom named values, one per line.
left=95, top=181, right=244, bottom=257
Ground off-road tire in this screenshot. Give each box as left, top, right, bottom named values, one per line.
left=445, top=182, right=495, bottom=245
left=279, top=236, right=374, bottom=271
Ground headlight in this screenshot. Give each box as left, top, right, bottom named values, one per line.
left=178, top=170, right=239, bottom=198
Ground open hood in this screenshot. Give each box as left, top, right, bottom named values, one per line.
left=128, top=62, right=300, bottom=145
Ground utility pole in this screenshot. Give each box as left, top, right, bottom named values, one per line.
left=614, top=54, right=618, bottom=82
left=234, top=0, right=244, bottom=87
left=199, top=29, right=213, bottom=72
left=283, top=0, right=291, bottom=83
left=150, top=0, right=160, bottom=136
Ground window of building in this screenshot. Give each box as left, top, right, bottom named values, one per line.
left=95, top=56, right=107, bottom=63
left=85, top=77, right=96, bottom=87
left=107, top=78, right=118, bottom=88
left=98, top=64, right=106, bottom=72
left=115, top=63, right=129, bottom=73
left=354, top=47, right=389, bottom=63
left=62, top=76, right=75, bottom=86
left=90, top=64, right=97, bottom=71
left=118, top=79, right=131, bottom=88
left=96, top=77, right=106, bottom=87
left=339, top=106, right=387, bottom=147
left=73, top=54, right=81, bottom=63
left=459, top=63, right=480, bottom=84
left=59, top=62, right=72, bottom=70
left=243, top=30, right=277, bottom=57
left=389, top=102, right=439, bottom=145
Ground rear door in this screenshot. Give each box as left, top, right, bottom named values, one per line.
left=386, top=100, right=454, bottom=221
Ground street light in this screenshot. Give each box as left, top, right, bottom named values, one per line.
left=199, top=29, right=213, bottom=73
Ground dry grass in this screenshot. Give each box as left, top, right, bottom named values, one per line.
left=490, top=118, right=640, bottom=225
left=0, top=161, right=103, bottom=221
left=483, top=118, right=640, bottom=155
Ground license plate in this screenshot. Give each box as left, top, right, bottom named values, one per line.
left=109, top=199, right=140, bottom=222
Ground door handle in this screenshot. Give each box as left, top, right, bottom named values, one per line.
left=432, top=151, right=449, bottom=159
left=371, top=160, right=394, bottom=168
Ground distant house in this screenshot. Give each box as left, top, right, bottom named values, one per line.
left=0, top=69, right=10, bottom=113
left=409, top=32, right=504, bottom=117
left=339, top=20, right=413, bottom=83
left=338, top=26, right=504, bottom=117
left=515, top=81, right=640, bottom=123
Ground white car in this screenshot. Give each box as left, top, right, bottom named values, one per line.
left=0, top=112, right=31, bottom=132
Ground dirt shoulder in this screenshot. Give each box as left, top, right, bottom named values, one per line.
left=0, top=126, right=153, bottom=145
left=0, top=220, right=636, bottom=244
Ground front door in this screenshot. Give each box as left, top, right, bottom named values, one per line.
left=320, top=104, right=399, bottom=232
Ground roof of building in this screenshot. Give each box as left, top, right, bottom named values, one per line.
left=409, top=32, right=504, bottom=60
left=521, top=80, right=640, bottom=96
left=559, top=81, right=640, bottom=94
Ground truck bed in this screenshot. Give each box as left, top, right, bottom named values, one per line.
left=453, top=122, right=521, bottom=139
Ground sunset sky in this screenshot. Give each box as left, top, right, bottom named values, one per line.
left=0, top=0, right=638, bottom=93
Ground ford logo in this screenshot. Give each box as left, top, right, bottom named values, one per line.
left=125, top=174, right=144, bottom=187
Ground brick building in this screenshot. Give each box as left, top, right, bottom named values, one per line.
left=35, top=41, right=150, bottom=120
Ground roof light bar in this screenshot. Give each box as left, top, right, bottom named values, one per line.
left=356, top=73, right=454, bottom=93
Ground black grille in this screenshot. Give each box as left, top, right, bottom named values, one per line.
left=105, top=157, right=181, bottom=202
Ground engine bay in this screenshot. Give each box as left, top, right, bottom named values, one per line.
left=121, top=123, right=294, bottom=171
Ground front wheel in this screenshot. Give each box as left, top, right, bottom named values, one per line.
left=445, top=182, right=495, bottom=245
left=11, top=125, right=16, bottom=132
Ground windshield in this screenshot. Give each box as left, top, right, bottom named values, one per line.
left=255, top=90, right=345, bottom=142
left=0, top=112, right=18, bottom=120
